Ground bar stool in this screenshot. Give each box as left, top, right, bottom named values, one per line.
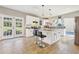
left=37, top=31, right=46, bottom=48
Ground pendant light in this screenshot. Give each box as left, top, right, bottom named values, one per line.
left=49, top=8, right=53, bottom=18
left=42, top=5, right=44, bottom=17
left=39, top=5, right=44, bottom=26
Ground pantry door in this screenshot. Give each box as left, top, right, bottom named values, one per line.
left=2, top=15, right=14, bottom=39
left=14, top=17, right=24, bottom=37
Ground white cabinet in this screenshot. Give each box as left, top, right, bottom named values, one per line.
left=26, top=29, right=33, bottom=37
left=25, top=15, right=34, bottom=37
left=40, top=29, right=65, bottom=45
left=0, top=14, right=24, bottom=39
left=41, top=30, right=58, bottom=45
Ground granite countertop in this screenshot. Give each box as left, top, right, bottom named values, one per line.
left=26, top=26, right=65, bottom=30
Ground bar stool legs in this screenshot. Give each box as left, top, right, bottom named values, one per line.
left=38, top=38, right=46, bottom=48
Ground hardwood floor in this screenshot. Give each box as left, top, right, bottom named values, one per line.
left=0, top=36, right=79, bottom=54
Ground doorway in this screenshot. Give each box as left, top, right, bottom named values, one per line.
left=64, top=18, right=75, bottom=39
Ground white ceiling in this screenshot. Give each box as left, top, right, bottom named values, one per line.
left=1, top=5, right=79, bottom=18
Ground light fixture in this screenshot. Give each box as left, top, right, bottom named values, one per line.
left=48, top=8, right=53, bottom=18
left=42, top=5, right=45, bottom=17
left=39, top=5, right=45, bottom=26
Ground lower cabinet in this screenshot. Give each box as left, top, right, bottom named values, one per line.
left=39, top=29, right=65, bottom=45
left=26, top=29, right=33, bottom=37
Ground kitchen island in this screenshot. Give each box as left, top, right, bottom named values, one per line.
left=38, top=27, right=65, bottom=45
left=26, top=26, right=65, bottom=45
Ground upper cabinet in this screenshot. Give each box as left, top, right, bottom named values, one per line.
left=26, top=15, right=40, bottom=26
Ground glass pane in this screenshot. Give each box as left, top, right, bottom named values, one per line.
left=16, top=30, right=22, bottom=34
left=4, top=21, right=7, bottom=26
left=9, top=22, right=12, bottom=27
left=3, top=29, right=12, bottom=36
left=16, top=22, right=22, bottom=27
left=7, top=22, right=9, bottom=27
left=4, top=21, right=12, bottom=27
left=3, top=31, right=7, bottom=36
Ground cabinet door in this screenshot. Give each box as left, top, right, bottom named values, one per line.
left=14, top=17, right=24, bottom=37
left=2, top=16, right=13, bottom=39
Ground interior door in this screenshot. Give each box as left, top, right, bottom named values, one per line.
left=2, top=16, right=13, bottom=39
left=14, top=17, right=24, bottom=37
left=75, top=17, right=79, bottom=45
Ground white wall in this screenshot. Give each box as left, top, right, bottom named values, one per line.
left=64, top=18, right=75, bottom=32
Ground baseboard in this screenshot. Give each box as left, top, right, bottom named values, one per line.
left=0, top=36, right=25, bottom=41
